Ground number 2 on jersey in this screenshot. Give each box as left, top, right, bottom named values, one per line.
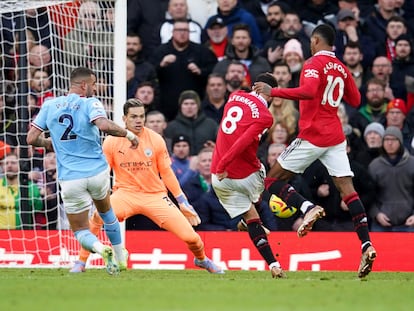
left=321, top=75, right=344, bottom=107
left=59, top=114, right=77, bottom=140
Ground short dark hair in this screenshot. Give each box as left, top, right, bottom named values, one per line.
left=137, top=81, right=155, bottom=90
left=127, top=32, right=140, bottom=38
left=312, top=24, right=336, bottom=46
left=387, top=15, right=406, bottom=27
left=123, top=98, right=144, bottom=115
left=207, top=72, right=225, bottom=82
left=254, top=72, right=278, bottom=88
left=273, top=60, right=291, bottom=74
left=70, top=67, right=95, bottom=83
left=232, top=24, right=251, bottom=38
left=268, top=1, right=289, bottom=14
left=366, top=77, right=386, bottom=90
left=344, top=41, right=362, bottom=52
left=227, top=60, right=244, bottom=70
left=146, top=110, right=165, bottom=119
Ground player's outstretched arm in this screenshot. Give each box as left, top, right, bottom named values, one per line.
left=94, top=117, right=139, bottom=149
left=160, top=165, right=201, bottom=226
left=252, top=82, right=272, bottom=96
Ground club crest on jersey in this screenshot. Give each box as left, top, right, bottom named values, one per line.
left=144, top=148, right=153, bottom=157
left=304, top=69, right=319, bottom=78
left=92, top=101, right=103, bottom=108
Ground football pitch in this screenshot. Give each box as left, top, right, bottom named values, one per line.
left=0, top=269, right=413, bottom=311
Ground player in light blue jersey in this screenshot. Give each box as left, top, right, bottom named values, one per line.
left=27, top=67, right=139, bottom=275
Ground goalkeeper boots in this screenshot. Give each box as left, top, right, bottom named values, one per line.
left=297, top=205, right=325, bottom=238
left=358, top=245, right=377, bottom=278
left=194, top=257, right=225, bottom=274
left=118, top=248, right=129, bottom=272
left=69, top=260, right=86, bottom=273
left=102, top=246, right=120, bottom=275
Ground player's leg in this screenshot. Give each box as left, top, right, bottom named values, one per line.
left=73, top=191, right=132, bottom=270
left=322, top=141, right=376, bottom=278
left=266, top=139, right=326, bottom=237
left=333, top=176, right=377, bottom=277
left=143, top=194, right=224, bottom=274
left=243, top=205, right=286, bottom=278
left=74, top=211, right=104, bottom=269
left=61, top=177, right=117, bottom=274
left=89, top=169, right=124, bottom=271
left=213, top=171, right=285, bottom=278
left=105, top=189, right=142, bottom=270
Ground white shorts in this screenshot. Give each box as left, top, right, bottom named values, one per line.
left=212, top=164, right=266, bottom=218
left=59, top=167, right=110, bottom=214
left=278, top=138, right=353, bottom=177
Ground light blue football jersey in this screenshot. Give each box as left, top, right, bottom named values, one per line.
left=32, top=93, right=109, bottom=180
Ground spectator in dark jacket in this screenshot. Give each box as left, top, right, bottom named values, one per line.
left=368, top=126, right=414, bottom=232
left=212, top=24, right=271, bottom=86
left=149, top=19, right=217, bottom=120
left=205, top=0, right=263, bottom=48
left=165, top=90, right=218, bottom=155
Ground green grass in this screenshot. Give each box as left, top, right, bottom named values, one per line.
left=0, top=269, right=413, bottom=311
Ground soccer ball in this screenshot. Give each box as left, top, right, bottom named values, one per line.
left=268, top=194, right=297, bottom=218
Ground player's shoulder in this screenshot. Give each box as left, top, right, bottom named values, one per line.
left=83, top=96, right=103, bottom=108
left=44, top=95, right=63, bottom=106
left=146, top=127, right=166, bottom=143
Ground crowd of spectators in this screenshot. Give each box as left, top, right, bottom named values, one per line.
left=1, top=0, right=414, bottom=232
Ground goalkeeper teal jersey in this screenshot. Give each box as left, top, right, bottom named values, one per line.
left=32, top=93, right=108, bottom=180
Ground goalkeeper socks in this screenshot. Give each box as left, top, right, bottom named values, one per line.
left=99, top=208, right=122, bottom=246
left=188, top=236, right=205, bottom=260
left=247, top=219, right=277, bottom=265
left=344, top=192, right=371, bottom=249
left=74, top=229, right=101, bottom=253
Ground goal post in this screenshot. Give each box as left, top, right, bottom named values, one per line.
left=0, top=0, right=126, bottom=267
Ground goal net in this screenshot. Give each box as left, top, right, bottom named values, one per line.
left=0, top=0, right=126, bottom=268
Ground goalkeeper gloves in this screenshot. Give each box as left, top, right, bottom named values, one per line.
left=176, top=194, right=201, bottom=226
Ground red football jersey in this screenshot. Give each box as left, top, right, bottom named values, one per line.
left=270, top=50, right=361, bottom=147
left=211, top=91, right=273, bottom=178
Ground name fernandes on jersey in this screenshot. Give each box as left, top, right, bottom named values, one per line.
left=228, top=93, right=260, bottom=118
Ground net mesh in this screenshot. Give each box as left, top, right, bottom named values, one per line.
left=0, top=0, right=118, bottom=267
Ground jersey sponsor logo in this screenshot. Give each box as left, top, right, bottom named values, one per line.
left=120, top=161, right=153, bottom=169
left=304, top=69, right=319, bottom=78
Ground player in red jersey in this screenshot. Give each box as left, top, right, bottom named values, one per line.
left=253, top=24, right=376, bottom=278
left=211, top=73, right=286, bottom=278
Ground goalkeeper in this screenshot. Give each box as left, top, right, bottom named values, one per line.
left=70, top=99, right=224, bottom=274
